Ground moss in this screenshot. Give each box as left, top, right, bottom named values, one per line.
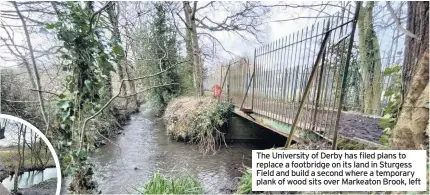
left=336, top=137, right=386, bottom=150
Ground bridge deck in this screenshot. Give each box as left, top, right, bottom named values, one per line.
left=230, top=94, right=383, bottom=144
left=250, top=108, right=383, bottom=143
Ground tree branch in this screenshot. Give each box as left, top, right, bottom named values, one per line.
left=12, top=1, right=49, bottom=133
left=386, top=2, right=419, bottom=40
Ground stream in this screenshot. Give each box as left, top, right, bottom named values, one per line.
left=92, top=103, right=264, bottom=194
left=1, top=168, right=57, bottom=191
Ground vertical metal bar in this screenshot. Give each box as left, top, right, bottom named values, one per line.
left=309, top=22, right=320, bottom=131
left=327, top=9, right=347, bottom=138
left=285, top=30, right=332, bottom=148
left=291, top=31, right=299, bottom=118
left=321, top=17, right=338, bottom=137
left=257, top=48, right=262, bottom=112
left=252, top=49, right=256, bottom=110
left=316, top=19, right=331, bottom=133
left=312, top=49, right=327, bottom=131
left=273, top=39, right=281, bottom=120
left=240, top=60, right=255, bottom=110
left=280, top=37, right=288, bottom=122
left=262, top=45, right=267, bottom=116
left=269, top=41, right=276, bottom=118
left=300, top=27, right=310, bottom=129
left=266, top=43, right=272, bottom=117
left=257, top=47, right=262, bottom=113
left=220, top=63, right=232, bottom=101
left=311, top=21, right=322, bottom=131
left=332, top=3, right=360, bottom=150
left=286, top=34, right=294, bottom=123
left=306, top=26, right=318, bottom=131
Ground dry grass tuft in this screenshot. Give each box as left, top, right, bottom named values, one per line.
left=164, top=96, right=233, bottom=154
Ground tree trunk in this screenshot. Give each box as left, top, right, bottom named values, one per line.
left=391, top=2, right=429, bottom=150
left=184, top=17, right=195, bottom=92
left=357, top=2, right=382, bottom=115
left=22, top=126, right=26, bottom=168
left=183, top=1, right=204, bottom=96
left=0, top=127, right=4, bottom=139
left=124, top=60, right=138, bottom=109
left=402, top=1, right=429, bottom=96
left=108, top=3, right=127, bottom=97
left=127, top=37, right=140, bottom=109
left=13, top=2, right=49, bottom=133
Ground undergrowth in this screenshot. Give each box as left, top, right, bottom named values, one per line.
left=0, top=148, right=55, bottom=170
left=138, top=172, right=203, bottom=194
left=164, top=97, right=234, bottom=154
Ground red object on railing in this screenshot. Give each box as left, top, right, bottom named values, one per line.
left=213, top=85, right=221, bottom=97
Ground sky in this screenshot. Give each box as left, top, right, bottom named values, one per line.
left=0, top=1, right=406, bottom=77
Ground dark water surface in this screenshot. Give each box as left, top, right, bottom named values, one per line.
left=1, top=168, right=57, bottom=191
left=92, top=103, right=262, bottom=194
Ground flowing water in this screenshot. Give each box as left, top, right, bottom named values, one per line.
left=1, top=168, right=57, bottom=191
left=92, top=103, right=264, bottom=194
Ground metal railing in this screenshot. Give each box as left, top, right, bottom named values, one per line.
left=210, top=5, right=367, bottom=147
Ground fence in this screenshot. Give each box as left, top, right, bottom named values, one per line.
left=205, top=3, right=407, bottom=147
left=209, top=5, right=360, bottom=143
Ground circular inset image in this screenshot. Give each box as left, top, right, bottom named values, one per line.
left=0, top=114, right=61, bottom=195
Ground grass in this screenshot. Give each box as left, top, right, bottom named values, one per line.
left=235, top=169, right=252, bottom=194
left=138, top=172, right=203, bottom=194
left=0, top=147, right=55, bottom=170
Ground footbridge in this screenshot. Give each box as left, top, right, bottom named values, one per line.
left=207, top=5, right=383, bottom=149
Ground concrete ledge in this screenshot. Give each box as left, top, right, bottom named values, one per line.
left=232, top=108, right=309, bottom=144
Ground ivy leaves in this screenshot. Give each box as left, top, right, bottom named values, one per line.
left=49, top=2, right=120, bottom=192
left=379, top=64, right=402, bottom=145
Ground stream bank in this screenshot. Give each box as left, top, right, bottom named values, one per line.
left=92, top=103, right=271, bottom=194
left=0, top=167, right=57, bottom=194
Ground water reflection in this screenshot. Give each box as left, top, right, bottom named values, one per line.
left=1, top=168, right=57, bottom=191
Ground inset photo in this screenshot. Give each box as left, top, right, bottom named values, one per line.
left=0, top=114, right=61, bottom=195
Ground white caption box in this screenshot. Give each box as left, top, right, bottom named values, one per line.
left=252, top=150, right=427, bottom=191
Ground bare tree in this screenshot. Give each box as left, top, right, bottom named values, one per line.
left=174, top=1, right=270, bottom=96
left=12, top=2, right=49, bottom=133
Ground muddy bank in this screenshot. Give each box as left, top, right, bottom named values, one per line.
left=19, top=178, right=57, bottom=195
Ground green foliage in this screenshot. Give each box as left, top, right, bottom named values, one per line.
left=134, top=3, right=185, bottom=112
left=235, top=169, right=252, bottom=194
left=138, top=172, right=203, bottom=194
left=379, top=64, right=402, bottom=144
left=48, top=2, right=123, bottom=193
